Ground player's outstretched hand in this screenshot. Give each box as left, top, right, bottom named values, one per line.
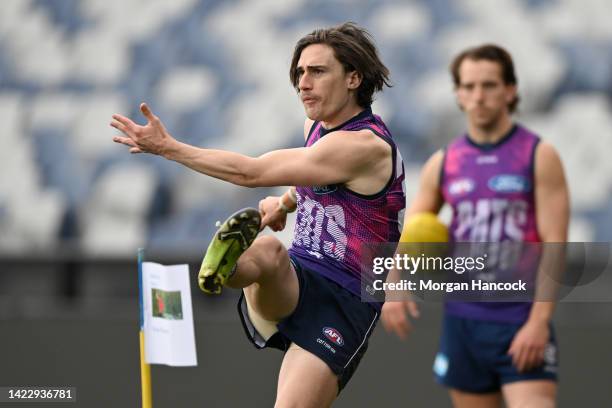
left=381, top=299, right=420, bottom=341
left=259, top=196, right=288, bottom=232
left=111, top=103, right=174, bottom=155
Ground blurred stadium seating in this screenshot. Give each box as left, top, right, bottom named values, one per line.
left=1, top=0, right=611, bottom=252
left=1, top=2, right=612, bottom=406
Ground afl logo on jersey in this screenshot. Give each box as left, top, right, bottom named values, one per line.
left=448, top=178, right=475, bottom=196
left=313, top=185, right=338, bottom=195
left=488, top=175, right=531, bottom=193
left=322, top=327, right=344, bottom=346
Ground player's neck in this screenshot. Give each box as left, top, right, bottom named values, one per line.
left=321, top=101, right=364, bottom=130
left=467, top=115, right=514, bottom=145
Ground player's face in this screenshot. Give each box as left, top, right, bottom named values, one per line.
left=456, top=59, right=516, bottom=129
left=296, top=43, right=360, bottom=124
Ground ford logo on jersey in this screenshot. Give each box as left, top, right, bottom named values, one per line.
left=448, top=178, right=475, bottom=196
left=488, top=175, right=531, bottom=193
left=322, top=327, right=344, bottom=346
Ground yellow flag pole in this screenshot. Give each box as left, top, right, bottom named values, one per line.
left=139, top=331, right=153, bottom=407
left=138, top=248, right=153, bottom=408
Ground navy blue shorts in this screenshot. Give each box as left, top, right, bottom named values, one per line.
left=433, top=314, right=558, bottom=393
left=237, top=256, right=379, bottom=391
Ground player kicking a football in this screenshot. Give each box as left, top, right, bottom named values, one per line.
left=112, top=23, right=406, bottom=407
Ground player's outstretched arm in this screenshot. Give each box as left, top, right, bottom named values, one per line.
left=111, top=103, right=389, bottom=189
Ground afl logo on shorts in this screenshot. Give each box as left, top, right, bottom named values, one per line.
left=448, top=178, right=475, bottom=196
left=322, top=327, right=344, bottom=346
left=488, top=174, right=531, bottom=193
left=544, top=343, right=557, bottom=365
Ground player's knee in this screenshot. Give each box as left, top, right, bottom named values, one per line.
left=246, top=235, right=287, bottom=276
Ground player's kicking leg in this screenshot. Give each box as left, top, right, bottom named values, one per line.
left=198, top=207, right=341, bottom=407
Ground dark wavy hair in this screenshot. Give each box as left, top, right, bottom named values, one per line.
left=289, top=22, right=391, bottom=108
left=450, top=44, right=520, bottom=113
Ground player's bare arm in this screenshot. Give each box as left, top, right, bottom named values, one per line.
left=508, top=141, right=569, bottom=373
left=112, top=104, right=390, bottom=189
left=381, top=149, right=444, bottom=340
left=257, top=119, right=313, bottom=231
left=403, top=149, right=445, bottom=221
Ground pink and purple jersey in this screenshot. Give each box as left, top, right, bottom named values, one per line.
left=288, top=108, right=406, bottom=308
left=441, top=125, right=541, bottom=322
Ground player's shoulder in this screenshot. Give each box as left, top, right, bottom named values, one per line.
left=533, top=139, right=566, bottom=183
left=429, top=149, right=445, bottom=164
left=317, top=128, right=390, bottom=161
left=535, top=140, right=562, bottom=165
left=424, top=149, right=445, bottom=176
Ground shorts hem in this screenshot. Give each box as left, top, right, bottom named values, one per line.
left=500, top=374, right=557, bottom=386
left=435, top=377, right=500, bottom=394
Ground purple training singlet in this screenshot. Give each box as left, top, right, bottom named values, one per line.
left=441, top=124, right=541, bottom=323
left=288, top=108, right=406, bottom=309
